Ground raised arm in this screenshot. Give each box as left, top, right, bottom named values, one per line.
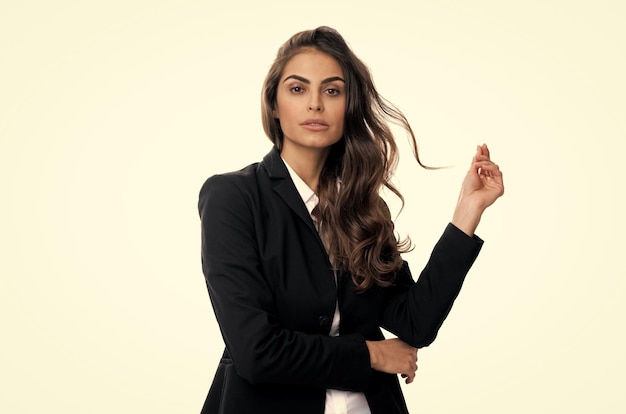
left=381, top=144, right=503, bottom=347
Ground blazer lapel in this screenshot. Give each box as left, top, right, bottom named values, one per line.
left=261, top=147, right=319, bottom=235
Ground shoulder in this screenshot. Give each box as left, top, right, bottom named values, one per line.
left=198, top=162, right=262, bottom=215
left=200, top=162, right=260, bottom=193
left=197, top=147, right=288, bottom=218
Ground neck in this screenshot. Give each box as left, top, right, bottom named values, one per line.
left=280, top=146, right=330, bottom=192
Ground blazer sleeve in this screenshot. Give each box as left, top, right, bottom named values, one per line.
left=199, top=174, right=372, bottom=391
left=380, top=223, right=483, bottom=348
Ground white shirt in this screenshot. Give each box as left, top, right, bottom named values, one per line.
left=282, top=158, right=371, bottom=414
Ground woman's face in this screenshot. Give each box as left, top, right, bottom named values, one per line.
left=274, top=49, right=346, bottom=159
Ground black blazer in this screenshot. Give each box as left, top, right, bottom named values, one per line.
left=198, top=147, right=483, bottom=414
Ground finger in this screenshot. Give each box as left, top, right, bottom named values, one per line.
left=474, top=162, right=502, bottom=176
left=474, top=161, right=493, bottom=177
left=474, top=160, right=499, bottom=168
left=482, top=143, right=491, bottom=159
left=472, top=144, right=484, bottom=163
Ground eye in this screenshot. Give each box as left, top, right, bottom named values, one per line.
left=325, top=88, right=341, bottom=96
left=289, top=86, right=304, bottom=93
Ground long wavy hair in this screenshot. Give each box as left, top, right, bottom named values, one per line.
left=261, top=26, right=427, bottom=291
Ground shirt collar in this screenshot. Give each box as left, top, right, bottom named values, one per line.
left=281, top=157, right=319, bottom=216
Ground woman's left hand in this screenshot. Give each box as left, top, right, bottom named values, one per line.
left=452, top=144, right=504, bottom=236
left=461, top=144, right=504, bottom=209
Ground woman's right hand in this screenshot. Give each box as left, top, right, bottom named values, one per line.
left=366, top=338, right=418, bottom=384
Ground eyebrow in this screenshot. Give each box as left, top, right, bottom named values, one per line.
left=283, top=74, right=345, bottom=84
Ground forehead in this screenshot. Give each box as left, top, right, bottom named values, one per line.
left=281, top=49, right=344, bottom=80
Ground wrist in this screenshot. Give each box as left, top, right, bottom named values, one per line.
left=451, top=198, right=484, bottom=237
left=365, top=340, right=379, bottom=369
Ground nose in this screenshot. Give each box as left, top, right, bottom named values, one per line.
left=308, top=93, right=323, bottom=112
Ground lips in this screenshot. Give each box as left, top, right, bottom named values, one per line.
left=301, top=119, right=328, bottom=126
left=300, top=119, right=329, bottom=131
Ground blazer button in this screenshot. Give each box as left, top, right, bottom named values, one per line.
left=319, top=315, right=330, bottom=326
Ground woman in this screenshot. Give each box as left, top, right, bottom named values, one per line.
left=198, top=26, right=503, bottom=414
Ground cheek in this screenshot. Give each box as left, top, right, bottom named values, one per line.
left=274, top=93, right=288, bottom=119
left=333, top=102, right=347, bottom=125
left=275, top=99, right=296, bottom=121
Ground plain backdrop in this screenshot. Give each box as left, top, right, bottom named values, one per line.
left=1, top=0, right=625, bottom=412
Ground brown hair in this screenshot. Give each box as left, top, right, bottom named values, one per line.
left=262, top=26, right=426, bottom=291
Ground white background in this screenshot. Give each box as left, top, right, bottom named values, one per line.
left=2, top=0, right=625, bottom=412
